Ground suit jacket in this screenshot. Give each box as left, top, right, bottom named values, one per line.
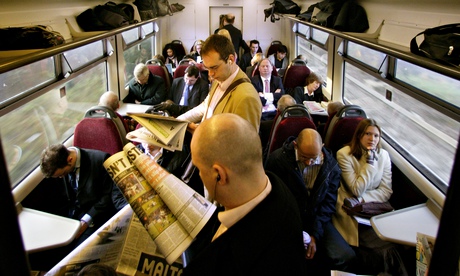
left=178, top=69, right=262, bottom=131
left=124, top=73, right=167, bottom=105
left=183, top=172, right=307, bottom=275
left=250, top=75, right=285, bottom=107
left=66, top=148, right=124, bottom=226
left=221, top=24, right=250, bottom=54
left=265, top=137, right=341, bottom=242
left=292, top=85, right=324, bottom=103
left=167, top=77, right=209, bottom=116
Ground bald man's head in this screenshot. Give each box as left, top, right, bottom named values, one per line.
left=295, top=128, right=323, bottom=166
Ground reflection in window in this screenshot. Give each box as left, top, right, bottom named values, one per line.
left=343, top=62, right=459, bottom=190
left=0, top=63, right=107, bottom=188
left=63, top=41, right=104, bottom=71
left=347, top=42, right=387, bottom=70
left=396, top=59, right=460, bottom=109
left=123, top=38, right=154, bottom=82
left=297, top=36, right=327, bottom=82
left=0, top=58, right=55, bottom=106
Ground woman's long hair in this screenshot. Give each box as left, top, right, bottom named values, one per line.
left=348, top=118, right=382, bottom=160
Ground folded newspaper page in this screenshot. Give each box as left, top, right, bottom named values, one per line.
left=45, top=205, right=184, bottom=276
left=126, top=113, right=188, bottom=151
left=103, top=142, right=216, bottom=264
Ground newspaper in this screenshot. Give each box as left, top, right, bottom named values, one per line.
left=103, top=142, right=216, bottom=265
left=45, top=205, right=184, bottom=276
left=303, top=100, right=327, bottom=115
left=125, top=113, right=188, bottom=151
left=416, top=232, right=435, bottom=276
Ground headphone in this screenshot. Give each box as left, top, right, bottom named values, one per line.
left=217, top=174, right=221, bottom=181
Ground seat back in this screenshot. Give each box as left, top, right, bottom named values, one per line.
left=147, top=64, right=172, bottom=92
left=146, top=58, right=165, bottom=66
left=74, top=106, right=127, bottom=155
left=266, top=104, right=316, bottom=155
left=266, top=40, right=283, bottom=57
left=173, top=64, right=189, bottom=79
left=324, top=105, right=367, bottom=156
left=283, top=64, right=311, bottom=95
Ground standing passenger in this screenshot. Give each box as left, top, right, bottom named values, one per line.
left=214, top=13, right=250, bottom=56
left=184, top=113, right=307, bottom=275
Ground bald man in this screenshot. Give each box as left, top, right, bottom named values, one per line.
left=99, top=91, right=120, bottom=111
left=265, top=128, right=356, bottom=275
left=184, top=113, right=306, bottom=275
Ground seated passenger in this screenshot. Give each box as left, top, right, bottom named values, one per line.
left=292, top=72, right=324, bottom=103
left=157, top=65, right=209, bottom=117
left=98, top=91, right=130, bottom=133
left=250, top=58, right=284, bottom=120
left=123, top=63, right=167, bottom=105
left=267, top=45, right=288, bottom=77
left=190, top=39, right=204, bottom=63
left=265, top=128, right=355, bottom=275
left=327, top=101, right=345, bottom=117
left=332, top=119, right=408, bottom=275
left=165, top=44, right=179, bottom=68
left=239, top=39, right=260, bottom=73
left=184, top=113, right=307, bottom=275
left=245, top=52, right=264, bottom=77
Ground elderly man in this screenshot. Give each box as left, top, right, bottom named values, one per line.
left=123, top=63, right=167, bottom=105
left=184, top=113, right=306, bottom=275
left=265, top=128, right=356, bottom=275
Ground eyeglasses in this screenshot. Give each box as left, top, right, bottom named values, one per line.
left=298, top=154, right=322, bottom=165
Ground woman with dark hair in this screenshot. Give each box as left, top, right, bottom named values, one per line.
left=165, top=45, right=179, bottom=68
left=333, top=118, right=408, bottom=275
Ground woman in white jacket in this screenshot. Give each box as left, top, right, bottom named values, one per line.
left=333, top=118, right=407, bottom=275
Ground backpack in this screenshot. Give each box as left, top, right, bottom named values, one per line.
left=264, top=0, right=301, bottom=23
left=77, top=2, right=136, bottom=32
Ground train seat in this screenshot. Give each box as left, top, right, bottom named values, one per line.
left=251, top=63, right=279, bottom=77
left=266, top=40, right=283, bottom=57
left=323, top=105, right=367, bottom=157
left=74, top=106, right=128, bottom=155
left=283, top=64, right=311, bottom=96
left=147, top=64, right=172, bottom=92
left=266, top=104, right=316, bottom=157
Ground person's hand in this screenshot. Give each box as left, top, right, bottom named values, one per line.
left=76, top=221, right=89, bottom=239
left=305, top=236, right=317, bottom=259
left=135, top=99, right=141, bottom=104
left=187, top=122, right=199, bottom=134
left=366, top=147, right=377, bottom=165
left=274, top=88, right=281, bottom=93
left=258, top=92, right=264, bottom=97
left=156, top=100, right=174, bottom=111
left=344, top=197, right=361, bottom=208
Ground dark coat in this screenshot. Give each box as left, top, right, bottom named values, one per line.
left=217, top=24, right=250, bottom=54
left=250, top=75, right=285, bottom=106
left=265, top=137, right=341, bottom=241
left=167, top=77, right=209, bottom=116
left=124, top=73, right=167, bottom=105
left=292, top=85, right=324, bottom=103
left=238, top=52, right=253, bottom=73
left=183, top=172, right=307, bottom=276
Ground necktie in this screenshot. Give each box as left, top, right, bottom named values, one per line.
left=264, top=79, right=270, bottom=93
left=183, top=85, right=190, bottom=106
left=68, top=172, right=78, bottom=217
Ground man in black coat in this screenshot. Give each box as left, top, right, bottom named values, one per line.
left=214, top=13, right=250, bottom=55
left=265, top=129, right=355, bottom=275
left=123, top=63, right=167, bottom=105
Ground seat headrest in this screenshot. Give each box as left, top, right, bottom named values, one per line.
left=84, top=106, right=118, bottom=120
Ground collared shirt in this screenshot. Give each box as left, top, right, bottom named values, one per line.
left=206, top=68, right=239, bottom=119
left=212, top=176, right=272, bottom=241
left=295, top=148, right=324, bottom=191
left=303, top=86, right=314, bottom=97
left=69, top=146, right=92, bottom=225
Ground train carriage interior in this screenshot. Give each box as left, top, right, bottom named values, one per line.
left=0, top=0, right=459, bottom=274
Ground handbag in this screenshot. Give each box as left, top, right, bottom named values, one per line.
left=410, top=23, right=460, bottom=67
left=342, top=198, right=394, bottom=219
left=0, top=25, right=64, bottom=50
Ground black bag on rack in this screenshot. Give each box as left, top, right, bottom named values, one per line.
left=410, top=23, right=460, bottom=67
left=264, top=0, right=301, bottom=23
left=0, top=26, right=64, bottom=50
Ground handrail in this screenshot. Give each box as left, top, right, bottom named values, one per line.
left=281, top=14, right=460, bottom=80
left=0, top=18, right=159, bottom=74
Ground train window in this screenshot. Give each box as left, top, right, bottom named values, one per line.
left=297, top=36, right=327, bottom=82
left=63, top=41, right=104, bottom=71
left=347, top=42, right=387, bottom=72
left=395, top=60, right=460, bottom=109
left=122, top=29, right=140, bottom=45
left=1, top=63, right=107, bottom=188
left=141, top=22, right=154, bottom=35
left=0, top=58, right=55, bottom=107
left=343, top=61, right=459, bottom=191
left=311, top=28, right=328, bottom=45
left=123, top=37, right=154, bottom=82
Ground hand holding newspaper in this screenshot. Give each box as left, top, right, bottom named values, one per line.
left=103, top=142, right=216, bottom=264
left=125, top=113, right=188, bottom=151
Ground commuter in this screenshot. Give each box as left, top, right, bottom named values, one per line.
left=177, top=34, right=262, bottom=199
left=245, top=52, right=264, bottom=77
left=327, top=101, right=345, bottom=117
left=292, top=71, right=324, bottom=103
left=265, top=128, right=356, bottom=275
left=259, top=94, right=296, bottom=151
left=239, top=39, right=260, bottom=73
left=191, top=39, right=204, bottom=63
left=157, top=64, right=209, bottom=117
left=165, top=44, right=179, bottom=68
left=250, top=58, right=284, bottom=115
left=40, top=144, right=127, bottom=243
left=152, top=54, right=166, bottom=65
left=213, top=14, right=225, bottom=34
left=135, top=46, right=150, bottom=65
left=214, top=13, right=250, bottom=55
left=332, top=118, right=408, bottom=275
left=267, top=44, right=288, bottom=77
left=77, top=263, right=117, bottom=276
left=98, top=91, right=131, bottom=137
left=217, top=29, right=232, bottom=43
left=184, top=113, right=307, bottom=275
left=123, top=63, right=167, bottom=105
